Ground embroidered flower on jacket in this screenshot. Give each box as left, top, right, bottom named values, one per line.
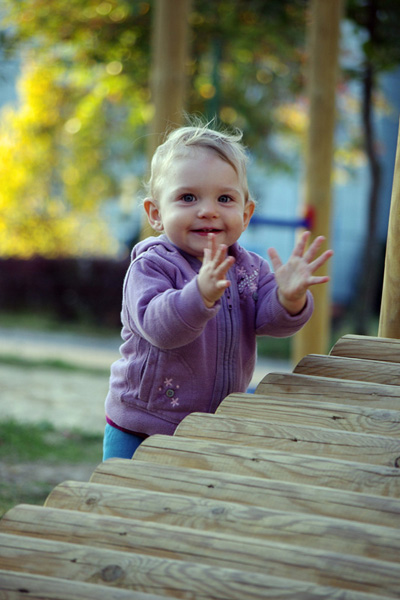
left=159, top=376, right=181, bottom=408
left=249, top=281, right=258, bottom=292
left=237, top=265, right=259, bottom=298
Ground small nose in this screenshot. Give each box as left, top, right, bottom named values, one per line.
left=198, top=198, right=218, bottom=218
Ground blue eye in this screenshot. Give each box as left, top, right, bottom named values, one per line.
left=218, top=195, right=231, bottom=203
left=181, top=194, right=195, bottom=203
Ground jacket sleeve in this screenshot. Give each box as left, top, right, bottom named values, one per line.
left=254, top=260, right=314, bottom=337
left=122, top=255, right=220, bottom=349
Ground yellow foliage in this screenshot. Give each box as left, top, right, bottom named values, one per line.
left=0, top=59, right=118, bottom=258
left=274, top=102, right=308, bottom=135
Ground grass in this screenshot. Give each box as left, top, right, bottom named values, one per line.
left=0, top=419, right=103, bottom=517
left=0, top=479, right=52, bottom=519
left=0, top=419, right=103, bottom=463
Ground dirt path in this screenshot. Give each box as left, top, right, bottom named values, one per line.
left=0, top=363, right=109, bottom=434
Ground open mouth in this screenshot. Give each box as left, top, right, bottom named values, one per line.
left=192, top=228, right=222, bottom=234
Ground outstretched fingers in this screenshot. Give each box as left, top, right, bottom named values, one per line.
left=303, top=235, right=325, bottom=260
left=309, top=248, right=334, bottom=274
left=267, top=247, right=282, bottom=272
left=299, top=234, right=334, bottom=282
left=267, top=230, right=333, bottom=312
left=204, top=234, right=224, bottom=262
left=213, top=251, right=235, bottom=286
left=291, top=232, right=333, bottom=271
left=292, top=230, right=311, bottom=258
left=206, top=234, right=234, bottom=277
left=198, top=234, right=236, bottom=307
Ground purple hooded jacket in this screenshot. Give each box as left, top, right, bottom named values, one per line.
left=105, top=234, right=313, bottom=436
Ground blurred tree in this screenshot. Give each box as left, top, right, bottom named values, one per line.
left=3, top=0, right=399, bottom=261
left=187, top=0, right=308, bottom=164
left=346, top=0, right=400, bottom=333
left=0, top=0, right=308, bottom=257
left=0, top=59, right=119, bottom=257
left=0, top=0, right=153, bottom=257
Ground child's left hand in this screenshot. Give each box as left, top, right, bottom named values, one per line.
left=267, top=231, right=333, bottom=315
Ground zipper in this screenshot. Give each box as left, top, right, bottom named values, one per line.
left=224, top=275, right=236, bottom=397
left=209, top=270, right=236, bottom=412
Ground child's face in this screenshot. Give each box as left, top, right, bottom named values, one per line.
left=144, top=147, right=254, bottom=259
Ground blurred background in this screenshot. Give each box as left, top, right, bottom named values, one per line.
left=0, top=0, right=400, bottom=512
left=1, top=0, right=399, bottom=340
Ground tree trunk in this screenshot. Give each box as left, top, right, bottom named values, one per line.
left=140, top=0, right=192, bottom=240
left=352, top=0, right=382, bottom=335
left=292, top=0, right=343, bottom=363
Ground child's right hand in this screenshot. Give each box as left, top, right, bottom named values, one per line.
left=198, top=234, right=235, bottom=308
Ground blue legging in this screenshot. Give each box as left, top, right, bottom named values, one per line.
left=103, top=423, right=145, bottom=460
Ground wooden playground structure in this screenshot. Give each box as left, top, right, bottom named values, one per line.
left=1, top=333, right=400, bottom=598
left=1, top=0, right=400, bottom=597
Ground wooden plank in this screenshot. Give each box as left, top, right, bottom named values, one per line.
left=175, top=412, right=400, bottom=468
left=217, top=394, right=400, bottom=438
left=0, top=531, right=399, bottom=598
left=0, top=570, right=170, bottom=599
left=5, top=500, right=400, bottom=563
left=1, top=533, right=391, bottom=600
left=133, top=436, right=400, bottom=497
left=330, top=334, right=400, bottom=363
left=51, top=474, right=400, bottom=530
left=255, top=372, right=400, bottom=409
left=293, top=354, right=400, bottom=385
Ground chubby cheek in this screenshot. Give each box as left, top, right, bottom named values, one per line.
left=234, top=211, right=250, bottom=231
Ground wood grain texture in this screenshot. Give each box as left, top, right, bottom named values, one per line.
left=69, top=465, right=400, bottom=528
left=4, top=501, right=400, bottom=563
left=134, top=435, right=400, bottom=497
left=175, top=412, right=400, bottom=467
left=2, top=334, right=400, bottom=599
left=1, top=533, right=391, bottom=600
left=294, top=354, right=400, bottom=385
left=330, top=335, right=400, bottom=363
left=255, top=372, right=400, bottom=409
left=0, top=570, right=171, bottom=600
left=217, top=394, right=400, bottom=437
left=1, top=531, right=400, bottom=598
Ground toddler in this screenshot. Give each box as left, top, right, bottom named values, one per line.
left=103, top=123, right=333, bottom=460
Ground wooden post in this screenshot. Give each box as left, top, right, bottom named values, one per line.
left=140, top=0, right=191, bottom=239
left=378, top=120, right=400, bottom=339
left=292, top=0, right=343, bottom=364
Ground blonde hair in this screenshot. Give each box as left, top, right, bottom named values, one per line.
left=146, top=121, right=252, bottom=204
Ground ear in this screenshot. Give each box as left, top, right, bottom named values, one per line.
left=242, top=200, right=255, bottom=231
left=144, top=198, right=163, bottom=232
